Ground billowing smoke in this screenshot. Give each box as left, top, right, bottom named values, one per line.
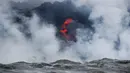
left=0, top=7, right=58, bottom=64
left=0, top=0, right=130, bottom=64
left=75, top=0, right=130, bottom=60
left=71, top=0, right=130, bottom=61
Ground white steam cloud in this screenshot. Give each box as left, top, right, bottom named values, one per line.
left=73, top=0, right=130, bottom=60
left=0, top=8, right=54, bottom=63
left=0, top=0, right=81, bottom=64
left=0, top=0, right=130, bottom=64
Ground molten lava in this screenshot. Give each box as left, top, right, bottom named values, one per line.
left=60, top=18, right=73, bottom=41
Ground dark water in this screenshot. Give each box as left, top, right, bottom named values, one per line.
left=0, top=58, right=130, bottom=73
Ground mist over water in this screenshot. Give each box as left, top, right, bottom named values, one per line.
left=0, top=0, right=130, bottom=64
